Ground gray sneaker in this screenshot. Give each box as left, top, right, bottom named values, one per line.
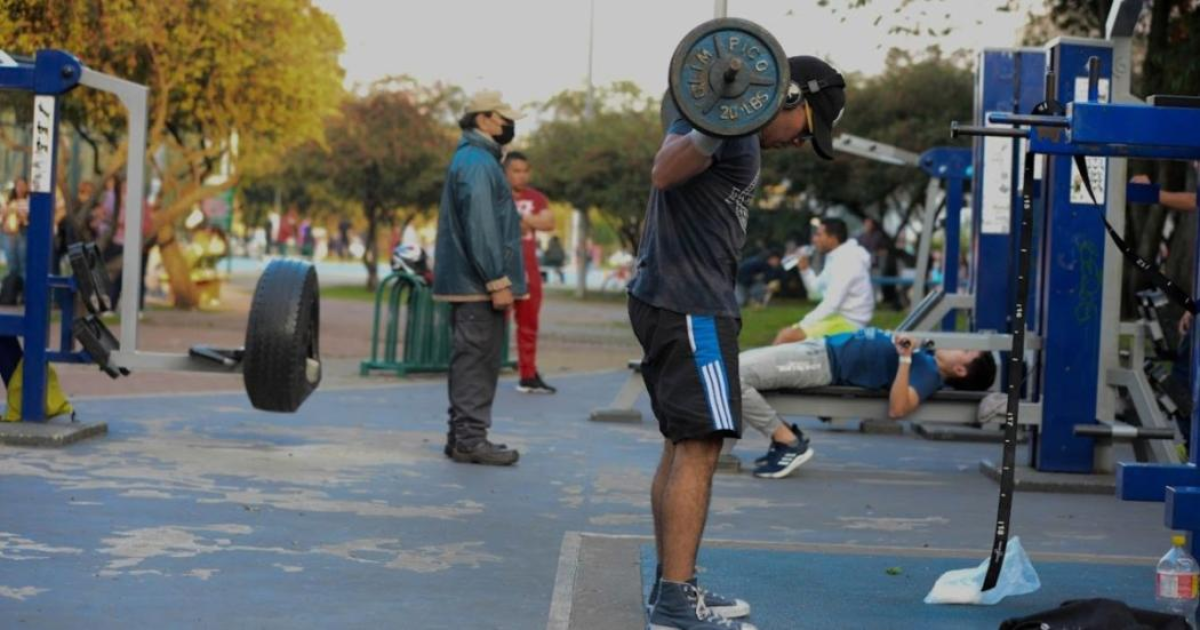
left=647, top=576, right=750, bottom=619
left=648, top=581, right=757, bottom=630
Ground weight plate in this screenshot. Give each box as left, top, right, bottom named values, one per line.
left=243, top=259, right=321, bottom=412
left=668, top=17, right=789, bottom=138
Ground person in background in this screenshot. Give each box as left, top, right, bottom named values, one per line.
left=739, top=328, right=997, bottom=478
left=542, top=235, right=566, bottom=284
left=736, top=248, right=786, bottom=308
left=773, top=218, right=874, bottom=345
left=504, top=151, right=557, bottom=395
left=433, top=90, right=527, bottom=467
left=3, top=176, right=30, bottom=282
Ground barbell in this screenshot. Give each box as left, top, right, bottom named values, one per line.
left=666, top=17, right=789, bottom=138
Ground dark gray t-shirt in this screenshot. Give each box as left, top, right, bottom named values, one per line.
left=628, top=119, right=760, bottom=318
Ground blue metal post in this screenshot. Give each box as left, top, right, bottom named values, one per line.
left=917, top=147, right=971, bottom=331
left=4, top=50, right=82, bottom=421
left=1035, top=38, right=1113, bottom=473
left=970, top=49, right=1047, bottom=335
left=941, top=175, right=964, bottom=330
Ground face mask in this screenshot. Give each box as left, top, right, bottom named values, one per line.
left=493, top=121, right=515, bottom=146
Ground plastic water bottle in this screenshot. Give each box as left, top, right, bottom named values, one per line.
left=1157, top=535, right=1199, bottom=623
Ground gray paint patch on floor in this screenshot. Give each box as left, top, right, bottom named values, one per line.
left=0, top=586, right=48, bottom=601
left=95, top=524, right=500, bottom=579
left=837, top=516, right=951, bottom=532
left=0, top=532, right=82, bottom=560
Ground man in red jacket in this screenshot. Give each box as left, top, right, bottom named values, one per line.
left=505, top=152, right=557, bottom=394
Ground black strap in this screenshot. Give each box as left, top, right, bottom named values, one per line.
left=982, top=147, right=1036, bottom=592
left=1072, top=155, right=1199, bottom=315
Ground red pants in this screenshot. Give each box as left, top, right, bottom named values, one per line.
left=514, top=264, right=543, bottom=379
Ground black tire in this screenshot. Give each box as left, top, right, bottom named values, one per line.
left=243, top=259, right=321, bottom=412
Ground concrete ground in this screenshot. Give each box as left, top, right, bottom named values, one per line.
left=0, top=273, right=1177, bottom=628
left=0, top=368, right=1172, bottom=629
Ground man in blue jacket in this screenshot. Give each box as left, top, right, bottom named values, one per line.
left=434, top=91, right=526, bottom=466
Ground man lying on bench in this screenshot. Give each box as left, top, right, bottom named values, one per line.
left=740, top=327, right=997, bottom=479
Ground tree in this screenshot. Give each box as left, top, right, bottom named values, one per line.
left=755, top=48, right=974, bottom=253
left=524, top=82, right=661, bottom=254
left=0, top=0, right=344, bottom=306
left=319, top=78, right=459, bottom=290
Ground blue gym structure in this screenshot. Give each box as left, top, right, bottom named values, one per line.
left=0, top=49, right=294, bottom=422
left=967, top=39, right=1200, bottom=555
left=830, top=134, right=971, bottom=332
left=916, top=146, right=971, bottom=331
left=970, top=48, right=1047, bottom=336
left=0, top=50, right=111, bottom=420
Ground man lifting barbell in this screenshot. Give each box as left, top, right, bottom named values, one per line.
left=631, top=18, right=847, bottom=630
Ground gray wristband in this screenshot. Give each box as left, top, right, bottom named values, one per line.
left=686, top=129, right=724, bottom=156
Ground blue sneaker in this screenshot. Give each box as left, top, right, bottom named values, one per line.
left=753, top=423, right=808, bottom=467
left=647, top=576, right=750, bottom=619
left=752, top=440, right=784, bottom=467
left=648, top=581, right=757, bottom=630
left=752, top=435, right=813, bottom=479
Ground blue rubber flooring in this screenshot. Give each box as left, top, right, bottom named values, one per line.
left=641, top=545, right=1160, bottom=630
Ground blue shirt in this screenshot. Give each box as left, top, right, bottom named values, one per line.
left=824, top=328, right=944, bottom=401
left=628, top=118, right=760, bottom=318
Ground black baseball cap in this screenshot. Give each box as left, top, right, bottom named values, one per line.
left=788, top=56, right=846, bottom=161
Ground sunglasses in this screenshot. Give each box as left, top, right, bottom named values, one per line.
left=783, top=82, right=816, bottom=142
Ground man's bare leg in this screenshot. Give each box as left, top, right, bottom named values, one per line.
left=660, top=437, right=722, bottom=582
left=651, top=439, right=675, bottom=564
left=770, top=423, right=799, bottom=444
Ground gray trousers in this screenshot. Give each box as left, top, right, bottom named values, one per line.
left=448, top=302, right=506, bottom=447
left=740, top=339, right=834, bottom=438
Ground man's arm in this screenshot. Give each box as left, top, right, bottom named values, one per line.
left=800, top=263, right=851, bottom=328
left=1161, top=190, right=1198, bottom=213
left=459, top=165, right=513, bottom=301
left=522, top=210, right=555, bottom=232
left=1131, top=175, right=1198, bottom=212
left=650, top=131, right=719, bottom=190
left=799, top=264, right=821, bottom=296
left=888, top=334, right=921, bottom=419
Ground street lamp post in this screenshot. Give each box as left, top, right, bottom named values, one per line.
left=576, top=0, right=597, bottom=298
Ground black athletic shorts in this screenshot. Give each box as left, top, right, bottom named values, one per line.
left=628, top=296, right=742, bottom=443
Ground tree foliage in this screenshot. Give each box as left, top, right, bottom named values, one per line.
left=754, top=48, right=973, bottom=251
left=523, top=82, right=661, bottom=253
left=243, top=78, right=461, bottom=289
left=0, top=0, right=345, bottom=305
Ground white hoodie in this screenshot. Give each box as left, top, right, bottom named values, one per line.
left=799, top=238, right=875, bottom=329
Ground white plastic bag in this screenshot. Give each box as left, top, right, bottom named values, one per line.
left=924, top=537, right=1041, bottom=605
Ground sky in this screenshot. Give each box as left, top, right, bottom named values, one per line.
left=314, top=0, right=1043, bottom=115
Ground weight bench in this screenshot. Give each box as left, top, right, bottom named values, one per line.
left=589, top=360, right=648, bottom=423
left=761, top=386, right=1031, bottom=426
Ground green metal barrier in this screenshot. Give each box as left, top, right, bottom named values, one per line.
left=360, top=272, right=515, bottom=376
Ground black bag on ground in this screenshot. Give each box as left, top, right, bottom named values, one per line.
left=0, top=272, right=23, bottom=306
left=999, top=598, right=1188, bottom=630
